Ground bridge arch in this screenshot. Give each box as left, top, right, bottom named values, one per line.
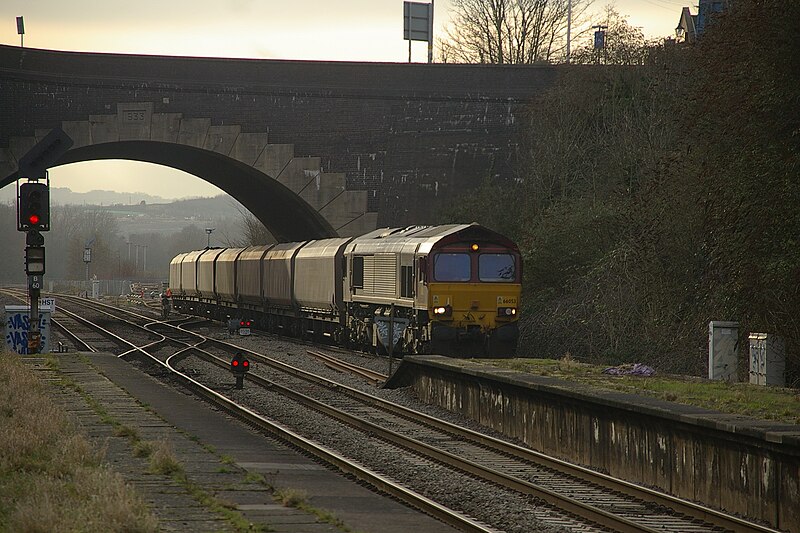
left=1, top=45, right=557, bottom=228
left=1, top=102, right=377, bottom=241
left=56, top=141, right=335, bottom=242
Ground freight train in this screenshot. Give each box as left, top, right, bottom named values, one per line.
left=168, top=223, right=521, bottom=357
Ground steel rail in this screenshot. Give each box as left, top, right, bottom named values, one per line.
left=306, top=349, right=388, bottom=385
left=198, top=333, right=778, bottom=533
left=35, top=295, right=495, bottom=533
left=196, top=349, right=659, bottom=533
left=17, top=292, right=778, bottom=533
left=162, top=351, right=498, bottom=533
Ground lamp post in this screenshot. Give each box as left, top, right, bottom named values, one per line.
left=205, top=228, right=215, bottom=248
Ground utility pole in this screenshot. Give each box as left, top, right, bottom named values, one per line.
left=566, top=0, right=572, bottom=63
left=428, top=0, right=434, bottom=63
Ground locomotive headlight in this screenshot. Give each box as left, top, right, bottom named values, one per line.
left=497, top=306, right=517, bottom=317
left=433, top=305, right=453, bottom=317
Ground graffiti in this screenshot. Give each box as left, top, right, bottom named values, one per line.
left=4, top=309, right=50, bottom=355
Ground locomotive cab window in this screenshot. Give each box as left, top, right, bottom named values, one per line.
left=434, top=253, right=471, bottom=282
left=479, top=253, right=516, bottom=282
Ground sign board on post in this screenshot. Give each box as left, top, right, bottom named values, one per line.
left=38, top=298, right=56, bottom=313
left=403, top=1, right=431, bottom=41
left=374, top=317, right=409, bottom=351
left=5, top=305, right=51, bottom=354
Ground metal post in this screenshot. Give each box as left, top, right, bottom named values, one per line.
left=28, top=278, right=40, bottom=354
left=388, top=303, right=395, bottom=375
left=566, top=0, right=572, bottom=63
left=427, top=0, right=434, bottom=63
left=16, top=17, right=24, bottom=49
left=143, top=245, right=147, bottom=273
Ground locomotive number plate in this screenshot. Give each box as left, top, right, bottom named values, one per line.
left=497, top=296, right=517, bottom=306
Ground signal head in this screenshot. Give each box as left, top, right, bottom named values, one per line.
left=18, top=182, right=50, bottom=231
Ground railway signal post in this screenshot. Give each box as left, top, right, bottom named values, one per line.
left=230, top=352, right=250, bottom=389
left=15, top=127, right=73, bottom=354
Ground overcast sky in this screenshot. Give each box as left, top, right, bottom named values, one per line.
left=2, top=0, right=688, bottom=200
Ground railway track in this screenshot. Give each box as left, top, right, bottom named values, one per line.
left=0, top=290, right=494, bottom=532
left=306, top=349, right=388, bottom=385
left=178, top=336, right=777, bottom=533
left=1, top=290, right=780, bottom=533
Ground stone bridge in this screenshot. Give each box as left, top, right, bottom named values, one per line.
left=0, top=45, right=557, bottom=240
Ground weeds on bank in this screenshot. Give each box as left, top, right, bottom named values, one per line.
left=0, top=351, right=158, bottom=532
left=32, top=352, right=352, bottom=532
left=274, top=488, right=352, bottom=532
left=482, top=356, right=800, bottom=424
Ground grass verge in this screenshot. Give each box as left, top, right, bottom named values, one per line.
left=0, top=350, right=159, bottom=532
left=481, top=356, right=800, bottom=424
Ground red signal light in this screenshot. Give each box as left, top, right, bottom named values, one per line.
left=240, top=320, right=245, bottom=326
left=232, top=360, right=239, bottom=367
left=29, top=214, right=40, bottom=225
left=246, top=321, right=252, bottom=327
left=242, top=360, right=249, bottom=368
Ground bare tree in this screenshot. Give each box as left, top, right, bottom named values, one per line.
left=227, top=205, right=274, bottom=247
left=569, top=6, right=647, bottom=65
left=440, top=0, right=592, bottom=64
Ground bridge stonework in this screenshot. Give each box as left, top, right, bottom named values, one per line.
left=0, top=45, right=557, bottom=238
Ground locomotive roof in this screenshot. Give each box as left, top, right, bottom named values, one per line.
left=169, top=223, right=517, bottom=263
left=348, top=223, right=518, bottom=252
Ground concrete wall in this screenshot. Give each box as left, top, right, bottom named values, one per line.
left=389, top=356, right=800, bottom=531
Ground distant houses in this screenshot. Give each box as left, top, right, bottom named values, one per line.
left=675, top=0, right=730, bottom=43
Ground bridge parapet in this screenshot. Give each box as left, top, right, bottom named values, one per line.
left=1, top=45, right=559, bottom=230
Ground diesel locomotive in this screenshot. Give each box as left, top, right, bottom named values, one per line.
left=168, top=223, right=521, bottom=357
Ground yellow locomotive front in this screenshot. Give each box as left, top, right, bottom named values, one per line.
left=424, top=236, right=521, bottom=357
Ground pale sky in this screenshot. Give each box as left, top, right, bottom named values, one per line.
left=2, top=0, right=689, bottom=200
